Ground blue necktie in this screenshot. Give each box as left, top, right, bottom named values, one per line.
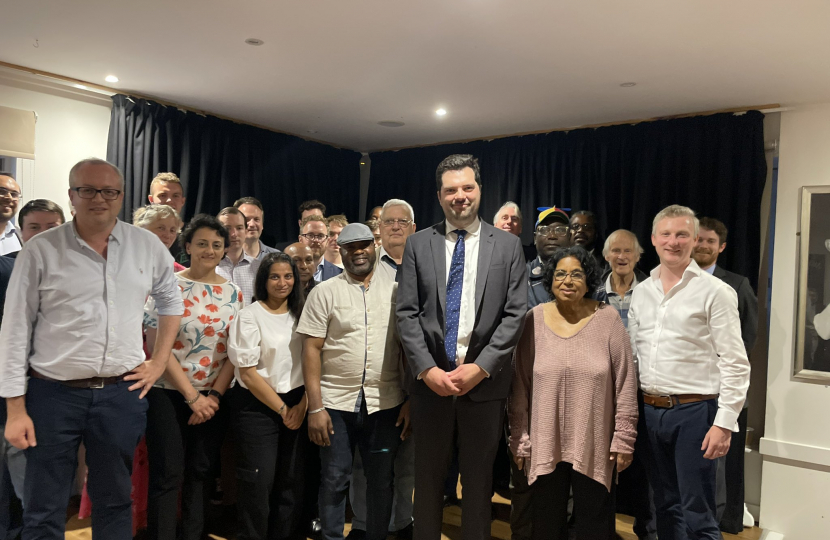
left=444, top=229, right=467, bottom=370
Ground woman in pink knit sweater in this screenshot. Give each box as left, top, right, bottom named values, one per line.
left=509, top=246, right=638, bottom=540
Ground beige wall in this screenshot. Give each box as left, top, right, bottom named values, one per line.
left=760, top=103, right=830, bottom=539
left=0, top=74, right=111, bottom=216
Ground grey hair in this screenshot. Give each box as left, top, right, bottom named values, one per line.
left=133, top=204, right=180, bottom=229
left=652, top=204, right=699, bottom=237
left=68, top=158, right=125, bottom=188
left=602, top=229, right=644, bottom=258
left=493, top=201, right=522, bottom=225
left=381, top=198, right=415, bottom=223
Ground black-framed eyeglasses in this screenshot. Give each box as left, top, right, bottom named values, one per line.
left=536, top=225, right=569, bottom=237
left=300, top=233, right=327, bottom=242
left=381, top=218, right=412, bottom=228
left=571, top=223, right=595, bottom=232
left=71, top=187, right=122, bottom=200
left=0, top=187, right=21, bottom=200
left=553, top=270, right=586, bottom=282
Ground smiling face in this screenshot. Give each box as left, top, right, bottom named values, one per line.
left=652, top=216, right=696, bottom=269
left=265, top=261, right=295, bottom=303
left=551, top=256, right=588, bottom=304
left=284, top=242, right=315, bottom=285
left=146, top=215, right=180, bottom=249
left=340, top=240, right=376, bottom=278
left=20, top=210, right=63, bottom=243
left=495, top=205, right=522, bottom=236
left=186, top=226, right=226, bottom=272
left=693, top=227, right=725, bottom=269
left=238, top=203, right=263, bottom=242
left=437, top=167, right=480, bottom=227
left=68, top=163, right=123, bottom=228
left=605, top=233, right=641, bottom=279
left=0, top=176, right=20, bottom=224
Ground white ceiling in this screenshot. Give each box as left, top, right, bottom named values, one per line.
left=1, top=0, right=828, bottom=151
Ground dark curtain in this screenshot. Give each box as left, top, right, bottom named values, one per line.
left=107, top=94, right=362, bottom=244
left=367, top=111, right=767, bottom=288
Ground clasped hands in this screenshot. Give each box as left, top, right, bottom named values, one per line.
left=423, top=364, right=486, bottom=397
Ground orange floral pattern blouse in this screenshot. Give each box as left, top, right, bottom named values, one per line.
left=144, top=276, right=242, bottom=390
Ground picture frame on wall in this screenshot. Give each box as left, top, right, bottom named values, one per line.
left=793, top=185, right=830, bottom=382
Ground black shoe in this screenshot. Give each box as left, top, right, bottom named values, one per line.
left=394, top=523, right=413, bottom=540
left=347, top=529, right=366, bottom=540
left=308, top=518, right=323, bottom=540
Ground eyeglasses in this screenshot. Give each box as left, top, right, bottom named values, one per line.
left=571, top=223, right=595, bottom=232
left=0, top=187, right=21, bottom=200
left=381, top=218, right=413, bottom=228
left=71, top=187, right=122, bottom=200
left=553, top=270, right=586, bottom=282
left=300, top=233, right=327, bottom=242
left=536, top=225, right=569, bottom=237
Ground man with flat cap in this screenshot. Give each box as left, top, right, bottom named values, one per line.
left=527, top=206, right=571, bottom=308
left=298, top=223, right=408, bottom=540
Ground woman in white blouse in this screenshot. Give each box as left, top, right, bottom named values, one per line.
left=228, top=252, right=308, bottom=540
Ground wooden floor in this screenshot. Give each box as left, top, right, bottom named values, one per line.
left=65, top=488, right=763, bottom=540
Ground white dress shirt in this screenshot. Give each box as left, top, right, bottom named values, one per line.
left=445, top=218, right=481, bottom=364
left=0, top=221, right=22, bottom=256
left=0, top=220, right=184, bottom=397
left=628, top=259, right=750, bottom=431
left=228, top=301, right=305, bottom=394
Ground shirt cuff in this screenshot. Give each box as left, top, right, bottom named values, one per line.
left=714, top=408, right=740, bottom=432
left=417, top=368, right=431, bottom=380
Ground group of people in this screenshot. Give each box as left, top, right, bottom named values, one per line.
left=0, top=153, right=755, bottom=540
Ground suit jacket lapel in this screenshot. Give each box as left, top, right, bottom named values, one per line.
left=431, top=223, right=447, bottom=314
left=475, top=224, right=495, bottom=313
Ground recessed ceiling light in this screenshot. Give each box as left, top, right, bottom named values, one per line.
left=378, top=121, right=405, bottom=128
left=436, top=108, right=447, bottom=116
left=245, top=38, right=264, bottom=46
left=74, top=84, right=87, bottom=90
left=620, top=82, right=636, bottom=87
left=105, top=75, right=119, bottom=83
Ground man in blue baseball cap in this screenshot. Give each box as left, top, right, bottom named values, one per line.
left=527, top=206, right=571, bottom=308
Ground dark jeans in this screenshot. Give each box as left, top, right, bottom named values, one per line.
left=23, top=377, right=147, bottom=540
left=230, top=385, right=307, bottom=540
left=719, top=408, right=748, bottom=534
left=318, top=402, right=402, bottom=540
left=615, top=404, right=657, bottom=540
left=641, top=400, right=720, bottom=540
left=531, top=462, right=615, bottom=540
left=145, top=387, right=228, bottom=540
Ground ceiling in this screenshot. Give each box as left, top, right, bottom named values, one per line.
left=1, top=0, right=828, bottom=151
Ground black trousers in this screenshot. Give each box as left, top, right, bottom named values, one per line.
left=531, top=462, right=615, bottom=540
left=230, top=385, right=307, bottom=540
left=145, top=387, right=228, bottom=540
left=718, top=408, right=748, bottom=534
left=410, top=393, right=505, bottom=540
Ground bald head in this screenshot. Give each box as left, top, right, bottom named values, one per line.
left=284, top=242, right=315, bottom=285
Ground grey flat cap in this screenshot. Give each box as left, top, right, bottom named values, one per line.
left=337, top=223, right=375, bottom=246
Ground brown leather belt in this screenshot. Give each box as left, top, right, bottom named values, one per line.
left=28, top=368, right=126, bottom=389
left=642, top=393, right=718, bottom=409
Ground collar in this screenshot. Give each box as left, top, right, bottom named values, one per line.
left=650, top=258, right=702, bottom=288
left=605, top=272, right=639, bottom=296
left=224, top=250, right=256, bottom=266
left=2, top=220, right=16, bottom=237
left=378, top=246, right=399, bottom=268
left=703, top=263, right=717, bottom=275
left=445, top=217, right=481, bottom=238
left=70, top=218, right=124, bottom=247
left=343, top=269, right=377, bottom=289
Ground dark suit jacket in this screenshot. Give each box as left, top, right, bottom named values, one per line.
left=713, top=265, right=758, bottom=353
left=320, top=259, right=343, bottom=282
left=397, top=220, right=528, bottom=402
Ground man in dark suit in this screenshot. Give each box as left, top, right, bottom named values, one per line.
left=694, top=216, right=758, bottom=534
left=397, top=154, right=527, bottom=540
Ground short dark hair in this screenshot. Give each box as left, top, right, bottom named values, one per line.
left=254, top=252, right=305, bottom=319
left=18, top=199, right=66, bottom=228
left=571, top=210, right=596, bottom=222
left=435, top=154, right=481, bottom=191
left=0, top=171, right=15, bottom=180
left=542, top=245, right=603, bottom=300
left=233, top=196, right=263, bottom=211
left=698, top=217, right=728, bottom=244
left=298, top=199, right=326, bottom=219
left=217, top=206, right=249, bottom=227
left=181, top=214, right=231, bottom=252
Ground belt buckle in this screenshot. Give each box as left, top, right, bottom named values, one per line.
left=660, top=395, right=675, bottom=409
left=90, top=378, right=105, bottom=389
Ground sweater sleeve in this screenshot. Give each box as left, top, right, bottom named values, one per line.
left=607, top=309, right=639, bottom=455
left=508, top=308, right=537, bottom=458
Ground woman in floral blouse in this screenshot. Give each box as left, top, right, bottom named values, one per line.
left=144, top=214, right=242, bottom=540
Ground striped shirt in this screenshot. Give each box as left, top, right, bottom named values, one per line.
left=602, top=274, right=639, bottom=329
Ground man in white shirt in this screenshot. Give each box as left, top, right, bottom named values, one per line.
left=0, top=158, right=183, bottom=539
left=299, top=223, right=407, bottom=540
left=0, top=173, right=22, bottom=256
left=628, top=205, right=750, bottom=540
left=217, top=207, right=261, bottom=307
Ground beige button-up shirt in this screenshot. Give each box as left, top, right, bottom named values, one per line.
left=297, top=267, right=404, bottom=414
